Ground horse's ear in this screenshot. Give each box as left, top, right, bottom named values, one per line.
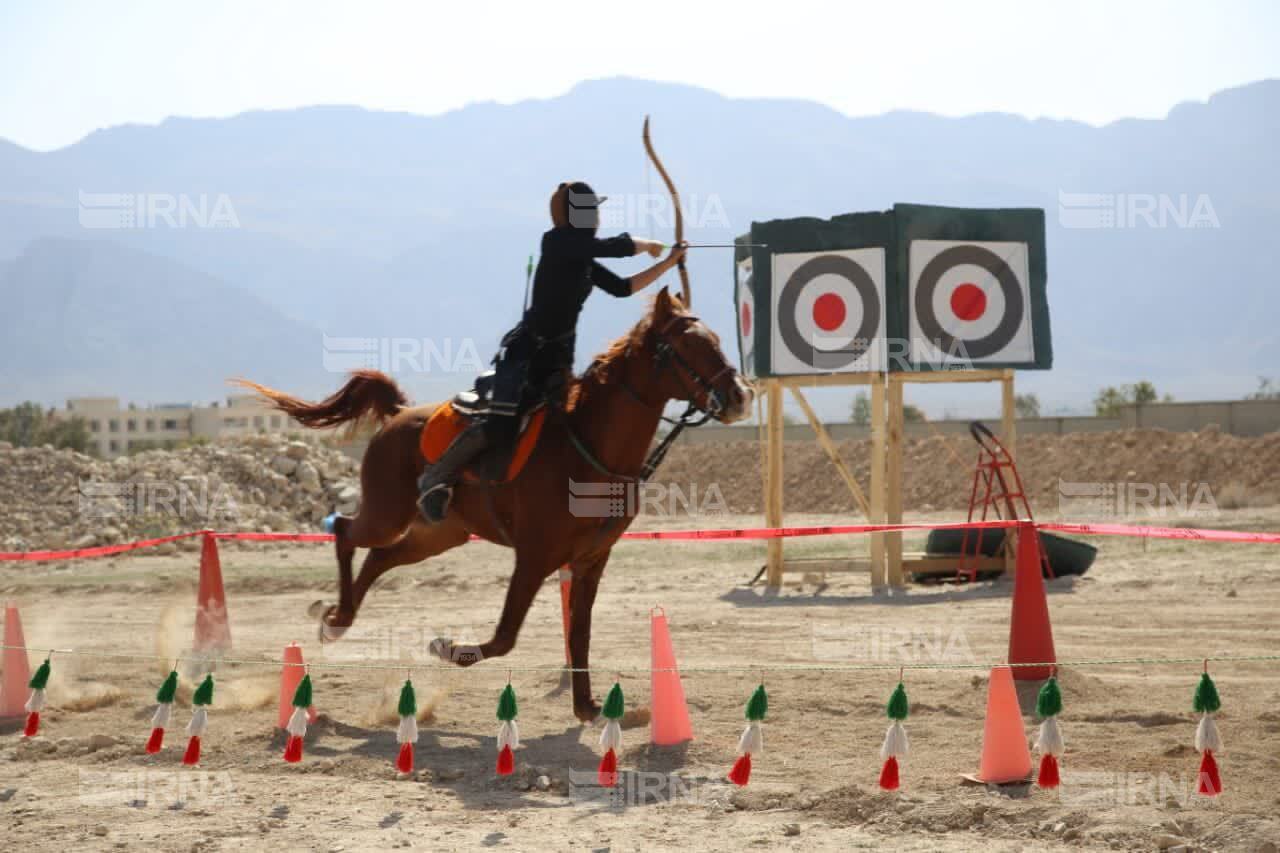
left=654, top=286, right=674, bottom=316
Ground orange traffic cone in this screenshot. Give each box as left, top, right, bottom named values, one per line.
left=193, top=533, right=231, bottom=652
left=277, top=643, right=319, bottom=729
left=976, top=666, right=1032, bottom=784
left=1, top=603, right=33, bottom=718
left=649, top=607, right=693, bottom=745
left=1008, top=523, right=1055, bottom=681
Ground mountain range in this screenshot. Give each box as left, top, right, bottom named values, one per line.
left=2, top=77, right=1277, bottom=417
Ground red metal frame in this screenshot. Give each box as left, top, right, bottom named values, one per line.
left=958, top=422, right=1053, bottom=582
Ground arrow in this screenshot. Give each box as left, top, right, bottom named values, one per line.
left=660, top=242, right=768, bottom=249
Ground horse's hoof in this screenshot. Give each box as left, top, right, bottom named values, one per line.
left=307, top=600, right=327, bottom=619
left=319, top=621, right=348, bottom=644
left=574, top=698, right=602, bottom=724
left=429, top=637, right=483, bottom=667
left=317, top=605, right=348, bottom=644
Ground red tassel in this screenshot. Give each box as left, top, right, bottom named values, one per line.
left=728, top=753, right=752, bottom=786
left=1037, top=753, right=1060, bottom=789
left=879, top=755, right=900, bottom=791
left=283, top=734, right=304, bottom=763
left=396, top=742, right=414, bottom=774
left=1198, top=750, right=1222, bottom=796
left=145, top=727, right=165, bottom=754
left=597, top=748, right=618, bottom=787
left=23, top=711, right=39, bottom=738
left=496, top=744, right=514, bottom=776
left=183, top=735, right=201, bottom=766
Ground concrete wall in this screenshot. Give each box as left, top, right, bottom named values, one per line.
left=676, top=399, right=1277, bottom=445
left=1120, top=399, right=1280, bottom=437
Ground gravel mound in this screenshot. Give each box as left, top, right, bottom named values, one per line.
left=0, top=435, right=360, bottom=552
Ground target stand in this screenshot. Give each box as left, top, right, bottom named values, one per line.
left=735, top=205, right=1050, bottom=589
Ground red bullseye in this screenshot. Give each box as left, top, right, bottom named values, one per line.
left=950, top=283, right=987, bottom=322
left=741, top=302, right=752, bottom=337
left=812, top=293, right=846, bottom=332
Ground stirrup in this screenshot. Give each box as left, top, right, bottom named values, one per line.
left=418, top=483, right=453, bottom=523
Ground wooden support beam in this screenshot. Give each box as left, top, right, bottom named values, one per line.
left=902, top=555, right=1007, bottom=575
left=1001, top=368, right=1017, bottom=461
left=780, top=373, right=875, bottom=389
left=869, top=374, right=887, bottom=589
left=788, top=385, right=871, bottom=518
left=1001, top=369, right=1019, bottom=573
left=886, top=376, right=905, bottom=587
left=894, top=368, right=1009, bottom=385
left=764, top=379, right=785, bottom=587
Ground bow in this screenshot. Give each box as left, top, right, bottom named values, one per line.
left=642, top=115, right=691, bottom=308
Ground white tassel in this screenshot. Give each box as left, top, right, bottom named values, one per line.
left=600, top=719, right=622, bottom=752
left=151, top=703, right=172, bottom=729
left=24, top=688, right=45, bottom=714
left=397, top=714, right=419, bottom=746
left=1036, top=716, right=1064, bottom=756
left=287, top=705, right=309, bottom=738
left=737, top=720, right=763, bottom=756
left=880, top=720, right=909, bottom=761
left=497, top=719, right=519, bottom=750
left=1195, top=712, right=1222, bottom=753
left=186, top=707, right=208, bottom=738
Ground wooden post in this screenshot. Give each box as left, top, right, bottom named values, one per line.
left=1001, top=368, right=1017, bottom=461
left=869, top=375, right=887, bottom=589
left=765, top=379, right=785, bottom=587
left=1001, top=368, right=1018, bottom=574
left=788, top=383, right=871, bottom=518
left=886, top=376, right=905, bottom=587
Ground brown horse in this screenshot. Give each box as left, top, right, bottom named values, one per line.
left=237, top=287, right=751, bottom=721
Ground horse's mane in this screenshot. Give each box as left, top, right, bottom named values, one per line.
left=566, top=294, right=682, bottom=411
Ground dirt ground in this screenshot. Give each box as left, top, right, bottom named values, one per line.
left=2, top=507, right=1279, bottom=852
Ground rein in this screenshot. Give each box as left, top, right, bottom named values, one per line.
left=554, top=314, right=725, bottom=484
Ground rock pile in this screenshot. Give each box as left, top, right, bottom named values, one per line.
left=0, top=435, right=361, bottom=552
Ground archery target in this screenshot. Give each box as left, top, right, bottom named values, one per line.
left=907, top=240, right=1034, bottom=366
left=735, top=257, right=756, bottom=375
left=771, top=248, right=885, bottom=374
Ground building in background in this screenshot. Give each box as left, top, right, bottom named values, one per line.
left=56, top=395, right=299, bottom=457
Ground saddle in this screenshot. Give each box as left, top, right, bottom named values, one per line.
left=419, top=386, right=546, bottom=484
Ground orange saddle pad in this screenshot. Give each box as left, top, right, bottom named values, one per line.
left=420, top=403, right=546, bottom=483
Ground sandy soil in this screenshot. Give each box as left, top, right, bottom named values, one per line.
left=2, top=508, right=1279, bottom=852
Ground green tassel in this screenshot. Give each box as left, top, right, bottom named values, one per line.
left=291, top=674, right=313, bottom=708
left=155, top=670, right=179, bottom=704
left=1036, top=676, right=1062, bottom=718
left=1193, top=672, right=1221, bottom=714
left=191, top=674, right=214, bottom=707
left=745, top=684, right=768, bottom=721
left=28, top=658, right=50, bottom=690
left=398, top=680, right=416, bottom=718
left=602, top=682, right=625, bottom=720
left=496, top=683, right=517, bottom=721
left=886, top=682, right=909, bottom=721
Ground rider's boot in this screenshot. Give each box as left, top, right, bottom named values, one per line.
left=417, top=422, right=490, bottom=523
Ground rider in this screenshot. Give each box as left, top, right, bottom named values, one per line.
left=416, top=180, right=688, bottom=522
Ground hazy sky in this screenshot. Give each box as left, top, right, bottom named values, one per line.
left=2, top=0, right=1277, bottom=151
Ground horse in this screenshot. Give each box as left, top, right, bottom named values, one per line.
left=236, top=287, right=752, bottom=721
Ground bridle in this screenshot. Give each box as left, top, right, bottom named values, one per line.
left=643, top=314, right=736, bottom=424
left=560, top=312, right=737, bottom=483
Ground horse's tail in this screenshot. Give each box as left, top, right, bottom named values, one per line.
left=232, top=370, right=408, bottom=430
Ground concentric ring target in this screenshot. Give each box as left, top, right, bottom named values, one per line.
left=735, top=258, right=755, bottom=374
left=913, top=244, right=1023, bottom=359
left=778, top=254, right=881, bottom=370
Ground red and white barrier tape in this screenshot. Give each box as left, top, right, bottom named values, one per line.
left=3, top=516, right=1280, bottom=563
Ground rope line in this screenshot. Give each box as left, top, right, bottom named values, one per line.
left=4, top=643, right=1276, bottom=675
